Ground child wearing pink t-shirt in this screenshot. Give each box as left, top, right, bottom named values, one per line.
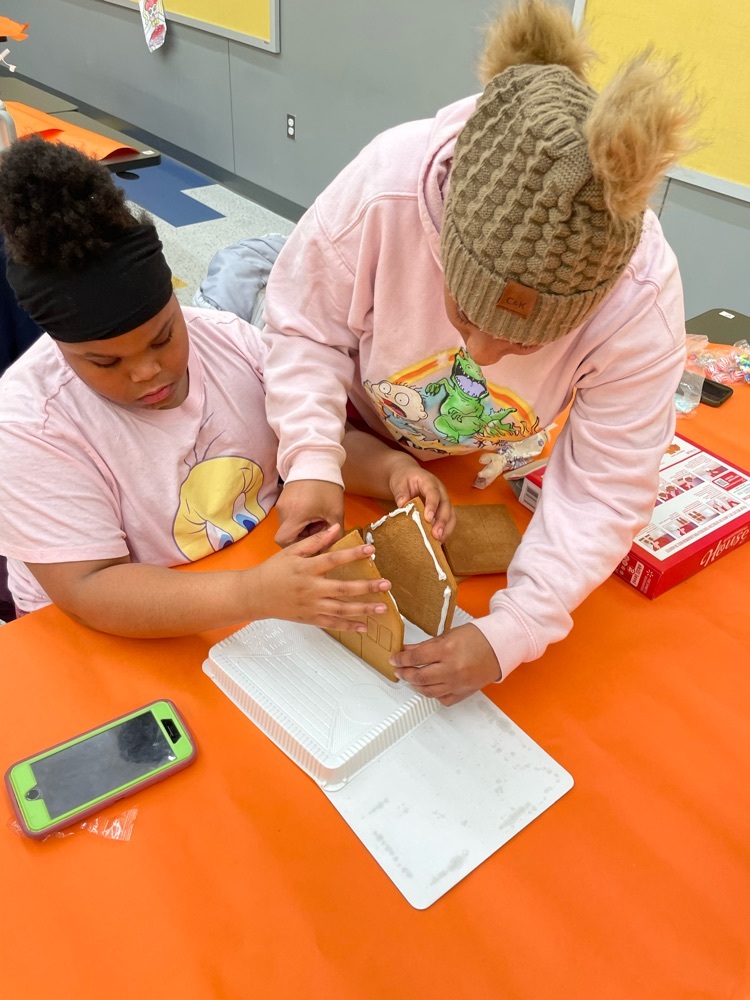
left=0, top=137, right=452, bottom=636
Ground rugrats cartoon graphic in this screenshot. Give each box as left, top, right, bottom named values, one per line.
left=366, top=379, right=428, bottom=422
left=364, top=378, right=444, bottom=451
left=173, top=451, right=266, bottom=561
left=364, top=348, right=537, bottom=455
left=426, top=349, right=518, bottom=444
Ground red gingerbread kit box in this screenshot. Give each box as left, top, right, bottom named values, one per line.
left=512, top=436, right=750, bottom=598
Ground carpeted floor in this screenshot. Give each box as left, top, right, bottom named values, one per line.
left=115, top=155, right=296, bottom=306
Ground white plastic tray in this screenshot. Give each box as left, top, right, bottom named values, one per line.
left=202, top=613, right=472, bottom=789
left=324, top=692, right=574, bottom=908
left=204, top=611, right=574, bottom=907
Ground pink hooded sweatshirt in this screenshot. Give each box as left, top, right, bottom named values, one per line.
left=262, top=96, right=686, bottom=678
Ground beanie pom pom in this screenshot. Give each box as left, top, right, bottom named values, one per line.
left=479, top=0, right=593, bottom=86
left=586, top=51, right=701, bottom=222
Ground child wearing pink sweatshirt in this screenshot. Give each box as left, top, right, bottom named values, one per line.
left=0, top=138, right=451, bottom=635
left=261, top=0, right=698, bottom=703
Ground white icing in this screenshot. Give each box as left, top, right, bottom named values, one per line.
left=369, top=502, right=414, bottom=531
left=437, top=586, right=452, bottom=635
left=409, top=510, right=446, bottom=581
left=369, top=504, right=451, bottom=632
left=364, top=530, right=376, bottom=558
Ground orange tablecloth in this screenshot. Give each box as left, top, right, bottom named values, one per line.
left=5, top=102, right=140, bottom=160
left=1, top=393, right=749, bottom=1000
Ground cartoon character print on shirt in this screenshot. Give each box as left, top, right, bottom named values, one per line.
left=364, top=348, right=538, bottom=456
left=172, top=429, right=266, bottom=560
left=367, top=379, right=428, bottom=423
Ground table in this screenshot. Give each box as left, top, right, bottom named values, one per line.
left=1, top=392, right=749, bottom=1000
left=0, top=77, right=159, bottom=170
left=0, top=77, right=77, bottom=113
left=687, top=308, right=750, bottom=346
left=51, top=110, right=161, bottom=172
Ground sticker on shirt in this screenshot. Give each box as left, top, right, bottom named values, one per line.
left=364, top=348, right=538, bottom=455
left=173, top=455, right=266, bottom=560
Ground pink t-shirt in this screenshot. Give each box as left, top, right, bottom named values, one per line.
left=0, top=308, right=280, bottom=612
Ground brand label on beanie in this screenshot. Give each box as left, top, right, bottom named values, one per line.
left=496, top=280, right=538, bottom=319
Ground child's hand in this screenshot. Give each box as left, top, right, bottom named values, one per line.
left=388, top=455, right=456, bottom=542
left=254, top=523, right=391, bottom=630
left=275, top=480, right=345, bottom=547
left=390, top=623, right=501, bottom=706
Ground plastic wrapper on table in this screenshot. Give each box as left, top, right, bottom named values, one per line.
left=675, top=369, right=705, bottom=416
left=690, top=339, right=750, bottom=385
left=8, top=806, right=138, bottom=842
left=473, top=427, right=553, bottom=489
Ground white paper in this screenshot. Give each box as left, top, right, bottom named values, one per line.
left=139, top=0, right=167, bottom=52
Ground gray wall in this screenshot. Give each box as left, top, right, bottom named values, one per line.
left=659, top=180, right=750, bottom=320
left=0, top=0, right=529, bottom=207
left=3, top=0, right=749, bottom=319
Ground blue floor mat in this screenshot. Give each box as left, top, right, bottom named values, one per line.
left=115, top=156, right=225, bottom=227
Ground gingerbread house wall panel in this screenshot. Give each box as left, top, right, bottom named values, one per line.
left=324, top=530, right=403, bottom=681
left=366, top=498, right=457, bottom=637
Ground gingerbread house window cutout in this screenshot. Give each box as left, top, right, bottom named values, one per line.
left=326, top=498, right=457, bottom=681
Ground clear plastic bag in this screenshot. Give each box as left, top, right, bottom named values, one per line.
left=674, top=368, right=704, bottom=416
left=473, top=426, right=553, bottom=489
left=673, top=334, right=707, bottom=416
left=8, top=806, right=138, bottom=842
left=688, top=337, right=750, bottom=385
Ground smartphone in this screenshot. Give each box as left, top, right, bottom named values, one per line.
left=700, top=378, right=734, bottom=407
left=4, top=700, right=196, bottom=839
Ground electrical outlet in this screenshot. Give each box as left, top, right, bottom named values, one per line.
left=286, top=114, right=296, bottom=140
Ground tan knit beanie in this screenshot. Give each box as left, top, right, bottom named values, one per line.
left=441, top=0, right=698, bottom=345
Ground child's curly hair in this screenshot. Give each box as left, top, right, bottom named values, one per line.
left=0, top=135, right=149, bottom=270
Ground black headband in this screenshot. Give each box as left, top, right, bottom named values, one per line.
left=6, top=224, right=173, bottom=343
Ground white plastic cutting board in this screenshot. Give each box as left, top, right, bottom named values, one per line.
left=204, top=613, right=573, bottom=908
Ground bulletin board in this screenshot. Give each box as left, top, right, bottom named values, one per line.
left=101, top=0, right=279, bottom=53
left=577, top=0, right=750, bottom=200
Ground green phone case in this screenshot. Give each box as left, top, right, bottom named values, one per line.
left=4, top=699, right=196, bottom=839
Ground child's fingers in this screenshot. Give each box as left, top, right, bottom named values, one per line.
left=321, top=616, right=369, bottom=633
left=417, top=480, right=443, bottom=523
left=316, top=598, right=390, bottom=631
left=288, top=522, right=342, bottom=556
left=298, top=519, right=330, bottom=539
left=327, top=577, right=391, bottom=598
left=432, top=495, right=456, bottom=541
left=316, top=540, right=379, bottom=573
left=415, top=479, right=453, bottom=541
left=391, top=637, right=442, bottom=670
left=318, top=615, right=370, bottom=632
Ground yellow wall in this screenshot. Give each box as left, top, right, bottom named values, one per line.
left=584, top=0, right=750, bottom=188
left=165, top=0, right=271, bottom=41
left=121, top=0, right=274, bottom=44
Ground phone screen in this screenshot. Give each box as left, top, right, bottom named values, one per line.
left=30, top=710, right=176, bottom=819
